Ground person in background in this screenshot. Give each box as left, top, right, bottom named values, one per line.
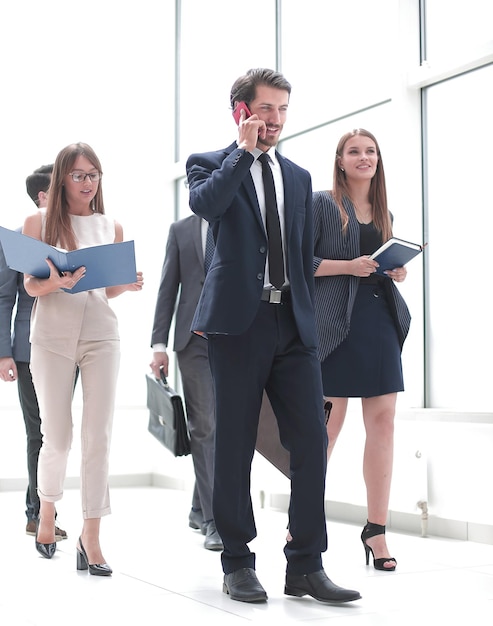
left=26, top=164, right=53, bottom=210
left=312, top=128, right=411, bottom=571
left=0, top=164, right=67, bottom=540
left=22, top=142, right=143, bottom=574
left=186, top=68, right=361, bottom=605
left=150, top=213, right=222, bottom=551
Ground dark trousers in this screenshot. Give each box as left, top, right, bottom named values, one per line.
left=208, top=300, right=328, bottom=576
left=16, top=361, right=42, bottom=521
left=177, top=334, right=216, bottom=522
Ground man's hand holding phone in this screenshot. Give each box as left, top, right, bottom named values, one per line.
left=233, top=101, right=266, bottom=151
left=232, top=101, right=251, bottom=125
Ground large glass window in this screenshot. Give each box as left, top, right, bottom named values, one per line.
left=281, top=103, right=393, bottom=191
left=424, top=63, right=493, bottom=410
left=178, top=0, right=276, bottom=160
left=280, top=0, right=397, bottom=134
left=424, top=0, right=493, bottom=62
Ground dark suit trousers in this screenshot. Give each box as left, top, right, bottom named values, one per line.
left=208, top=299, right=328, bottom=575
left=177, top=334, right=215, bottom=521
left=16, top=361, right=42, bottom=520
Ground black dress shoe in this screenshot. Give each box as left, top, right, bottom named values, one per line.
left=285, top=569, right=361, bottom=603
left=188, top=508, right=204, bottom=531
left=203, top=521, right=223, bottom=551
left=223, top=568, right=268, bottom=603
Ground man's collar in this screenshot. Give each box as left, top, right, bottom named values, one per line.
left=253, top=147, right=277, bottom=163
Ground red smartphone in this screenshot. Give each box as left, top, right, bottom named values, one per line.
left=233, top=101, right=251, bottom=125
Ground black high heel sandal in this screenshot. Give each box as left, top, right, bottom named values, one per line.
left=76, top=537, right=112, bottom=576
left=361, top=521, right=397, bottom=571
left=35, top=518, right=57, bottom=559
left=324, top=400, right=332, bottom=424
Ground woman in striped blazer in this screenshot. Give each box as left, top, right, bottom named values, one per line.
left=313, top=129, right=411, bottom=573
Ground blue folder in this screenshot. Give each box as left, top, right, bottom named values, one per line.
left=0, top=225, right=137, bottom=294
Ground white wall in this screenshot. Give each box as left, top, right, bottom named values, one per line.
left=1, top=1, right=177, bottom=409
left=0, top=1, right=179, bottom=495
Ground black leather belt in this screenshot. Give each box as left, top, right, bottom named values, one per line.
left=261, top=288, right=291, bottom=304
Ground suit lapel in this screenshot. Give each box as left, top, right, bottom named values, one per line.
left=278, top=153, right=294, bottom=242
left=243, top=175, right=265, bottom=232
left=224, top=142, right=264, bottom=233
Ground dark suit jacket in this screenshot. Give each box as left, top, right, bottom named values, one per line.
left=186, top=142, right=317, bottom=349
left=151, top=215, right=206, bottom=352
left=0, top=241, right=34, bottom=363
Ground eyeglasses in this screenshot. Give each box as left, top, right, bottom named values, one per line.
left=68, top=171, right=101, bottom=183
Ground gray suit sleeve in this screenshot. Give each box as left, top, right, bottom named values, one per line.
left=150, top=225, right=180, bottom=348
left=0, top=244, right=17, bottom=358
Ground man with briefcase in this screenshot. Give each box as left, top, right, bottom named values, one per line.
left=150, top=214, right=222, bottom=551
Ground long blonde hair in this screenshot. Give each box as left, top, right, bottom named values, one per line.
left=332, top=129, right=392, bottom=241
left=44, top=142, right=104, bottom=250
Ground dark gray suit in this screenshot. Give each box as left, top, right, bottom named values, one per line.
left=151, top=215, right=215, bottom=521
left=0, top=241, right=41, bottom=521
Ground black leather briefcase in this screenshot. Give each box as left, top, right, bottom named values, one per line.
left=145, top=371, right=191, bottom=457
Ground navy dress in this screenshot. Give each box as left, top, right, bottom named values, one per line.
left=320, top=222, right=404, bottom=398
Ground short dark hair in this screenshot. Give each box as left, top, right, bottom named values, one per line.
left=230, top=68, right=292, bottom=110
left=26, top=164, right=54, bottom=206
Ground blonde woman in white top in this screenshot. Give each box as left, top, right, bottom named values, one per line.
left=23, top=142, right=143, bottom=575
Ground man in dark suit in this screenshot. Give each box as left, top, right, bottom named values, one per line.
left=0, top=164, right=67, bottom=540
left=186, top=68, right=361, bottom=604
left=150, top=214, right=222, bottom=551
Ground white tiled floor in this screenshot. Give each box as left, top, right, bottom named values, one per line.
left=1, top=485, right=493, bottom=625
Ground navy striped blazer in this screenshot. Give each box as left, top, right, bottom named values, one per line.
left=312, top=191, right=411, bottom=361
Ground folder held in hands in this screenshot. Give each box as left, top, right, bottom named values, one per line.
left=0, top=225, right=137, bottom=293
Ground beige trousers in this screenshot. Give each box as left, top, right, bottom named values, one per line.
left=30, top=339, right=120, bottom=519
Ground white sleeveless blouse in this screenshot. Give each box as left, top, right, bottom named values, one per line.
left=29, top=211, right=120, bottom=359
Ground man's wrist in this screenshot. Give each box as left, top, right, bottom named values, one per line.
left=152, top=343, right=167, bottom=353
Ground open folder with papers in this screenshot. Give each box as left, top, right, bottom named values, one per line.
left=0, top=225, right=137, bottom=294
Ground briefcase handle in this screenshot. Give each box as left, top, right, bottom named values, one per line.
left=156, top=367, right=180, bottom=391
left=158, top=368, right=171, bottom=390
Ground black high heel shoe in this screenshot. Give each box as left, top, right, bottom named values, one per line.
left=35, top=519, right=57, bottom=559
left=76, top=537, right=112, bottom=576
left=324, top=400, right=332, bottom=424
left=361, top=521, right=397, bottom=571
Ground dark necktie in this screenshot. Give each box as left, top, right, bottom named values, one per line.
left=258, top=153, right=285, bottom=289
left=204, top=224, right=214, bottom=274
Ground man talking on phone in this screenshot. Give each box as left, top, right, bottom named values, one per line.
left=185, top=68, right=361, bottom=605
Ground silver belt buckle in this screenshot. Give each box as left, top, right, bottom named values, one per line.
left=269, top=289, right=282, bottom=304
